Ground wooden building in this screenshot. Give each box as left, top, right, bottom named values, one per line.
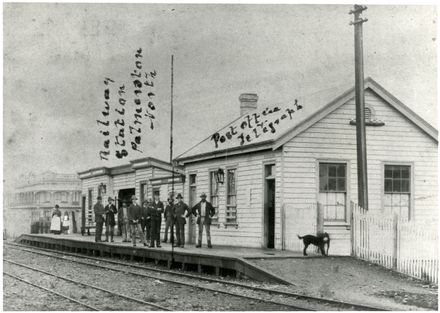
left=78, top=157, right=184, bottom=234
left=174, top=77, right=438, bottom=255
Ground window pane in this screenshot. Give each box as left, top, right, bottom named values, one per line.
left=392, top=168, right=401, bottom=178
left=337, top=178, right=346, bottom=191
left=385, top=167, right=393, bottom=178
left=190, top=174, right=196, bottom=185
left=401, top=166, right=410, bottom=178
left=384, top=179, right=392, bottom=192
left=393, top=179, right=401, bottom=192
left=328, top=166, right=337, bottom=177
left=337, top=165, right=345, bottom=178
left=401, top=179, right=410, bottom=193
left=319, top=164, right=327, bottom=177
left=319, top=178, right=328, bottom=192
left=228, top=170, right=236, bottom=195
left=328, top=178, right=336, bottom=191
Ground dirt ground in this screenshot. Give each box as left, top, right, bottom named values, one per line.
left=250, top=256, right=438, bottom=310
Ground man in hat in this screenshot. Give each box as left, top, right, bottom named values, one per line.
left=104, top=197, right=117, bottom=242
left=118, top=202, right=130, bottom=242
left=93, top=196, right=105, bottom=242
left=127, top=195, right=147, bottom=247
left=191, top=193, right=216, bottom=248
left=173, top=193, right=190, bottom=248
left=140, top=198, right=151, bottom=245
left=163, top=197, right=175, bottom=243
left=149, top=194, right=164, bottom=248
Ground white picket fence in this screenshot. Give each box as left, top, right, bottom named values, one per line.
left=351, top=202, right=439, bottom=283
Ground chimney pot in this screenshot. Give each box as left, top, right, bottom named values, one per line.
left=239, top=93, right=258, bottom=116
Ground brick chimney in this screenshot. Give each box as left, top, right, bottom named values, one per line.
left=239, top=93, right=258, bottom=116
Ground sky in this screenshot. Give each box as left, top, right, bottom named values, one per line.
left=3, top=3, right=437, bottom=192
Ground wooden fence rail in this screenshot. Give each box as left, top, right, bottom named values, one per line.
left=351, top=202, right=438, bottom=284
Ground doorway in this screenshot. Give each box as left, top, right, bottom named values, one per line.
left=117, top=188, right=136, bottom=208
left=264, top=164, right=276, bottom=249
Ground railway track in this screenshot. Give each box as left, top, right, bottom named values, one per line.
left=4, top=271, right=99, bottom=311
left=4, top=259, right=171, bottom=311
left=5, top=242, right=388, bottom=311
left=4, top=246, right=305, bottom=311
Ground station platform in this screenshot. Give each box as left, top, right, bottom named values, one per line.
left=13, top=233, right=316, bottom=285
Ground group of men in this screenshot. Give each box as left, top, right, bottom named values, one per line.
left=93, top=192, right=216, bottom=248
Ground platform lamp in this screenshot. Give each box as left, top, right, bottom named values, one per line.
left=214, top=168, right=225, bottom=184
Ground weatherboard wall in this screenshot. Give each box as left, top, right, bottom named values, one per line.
left=182, top=149, right=283, bottom=248
left=282, top=89, right=438, bottom=254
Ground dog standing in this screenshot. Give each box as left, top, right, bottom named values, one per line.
left=297, top=232, right=330, bottom=256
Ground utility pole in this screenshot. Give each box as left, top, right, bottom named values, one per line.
left=170, top=55, right=175, bottom=266
left=350, top=5, right=369, bottom=210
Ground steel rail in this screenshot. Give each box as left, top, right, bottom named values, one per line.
left=6, top=241, right=387, bottom=311
left=5, top=245, right=308, bottom=311
left=4, top=259, right=171, bottom=311
left=4, top=271, right=99, bottom=311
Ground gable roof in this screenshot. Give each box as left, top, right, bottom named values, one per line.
left=175, top=77, right=438, bottom=164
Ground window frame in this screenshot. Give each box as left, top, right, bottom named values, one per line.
left=209, top=170, right=220, bottom=223
left=226, top=168, right=237, bottom=224
left=319, top=163, right=347, bottom=193
left=381, top=162, right=414, bottom=220
left=139, top=181, right=147, bottom=204
left=316, top=159, right=350, bottom=224
left=72, top=191, right=80, bottom=205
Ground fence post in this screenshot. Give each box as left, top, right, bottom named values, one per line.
left=317, top=202, right=324, bottom=235
left=350, top=202, right=355, bottom=256
left=392, top=213, right=398, bottom=270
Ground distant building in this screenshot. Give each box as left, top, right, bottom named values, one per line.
left=4, top=171, right=82, bottom=238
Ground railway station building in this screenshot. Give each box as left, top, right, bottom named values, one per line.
left=78, top=77, right=438, bottom=255
left=78, top=157, right=185, bottom=235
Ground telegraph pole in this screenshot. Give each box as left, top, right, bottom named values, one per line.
left=350, top=5, right=369, bottom=210
left=170, top=55, right=175, bottom=266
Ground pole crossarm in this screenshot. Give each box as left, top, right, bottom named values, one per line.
left=349, top=18, right=368, bottom=25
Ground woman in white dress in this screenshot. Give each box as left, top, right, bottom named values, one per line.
left=50, top=205, right=62, bottom=235
left=62, top=211, right=70, bottom=234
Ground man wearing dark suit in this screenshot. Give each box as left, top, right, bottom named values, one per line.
left=191, top=193, right=216, bottom=248
left=104, top=197, right=117, bottom=242
left=163, top=198, right=175, bottom=243
left=173, top=193, right=190, bottom=248
left=149, top=194, right=164, bottom=248
left=140, top=199, right=151, bottom=244
left=127, top=195, right=147, bottom=247
left=93, top=196, right=105, bottom=242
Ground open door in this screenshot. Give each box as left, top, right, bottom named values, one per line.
left=264, top=164, right=276, bottom=249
